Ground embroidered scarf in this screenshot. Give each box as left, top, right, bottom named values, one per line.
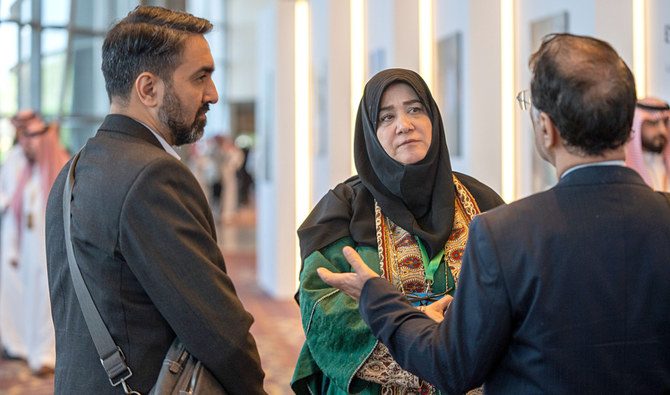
left=376, top=174, right=481, bottom=297
left=372, top=175, right=481, bottom=395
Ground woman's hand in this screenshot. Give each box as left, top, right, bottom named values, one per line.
left=317, top=246, right=380, bottom=301
left=419, top=296, right=453, bottom=323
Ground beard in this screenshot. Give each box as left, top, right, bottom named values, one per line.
left=641, top=134, right=668, bottom=154
left=159, top=84, right=209, bottom=146
left=22, top=146, right=37, bottom=164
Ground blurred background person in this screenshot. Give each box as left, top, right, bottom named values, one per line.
left=235, top=134, right=254, bottom=208
left=0, top=109, right=36, bottom=360
left=183, top=138, right=218, bottom=206
left=0, top=115, right=69, bottom=375
left=625, top=97, right=670, bottom=191
left=217, top=134, right=244, bottom=224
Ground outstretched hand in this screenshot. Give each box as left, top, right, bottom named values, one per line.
left=318, top=246, right=454, bottom=321
left=317, top=246, right=380, bottom=301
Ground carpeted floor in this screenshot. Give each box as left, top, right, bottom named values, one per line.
left=0, top=358, right=54, bottom=395
left=0, top=205, right=305, bottom=394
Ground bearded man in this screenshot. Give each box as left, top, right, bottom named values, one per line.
left=625, top=97, right=670, bottom=190
left=45, top=6, right=265, bottom=394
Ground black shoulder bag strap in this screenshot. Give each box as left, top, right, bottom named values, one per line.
left=63, top=148, right=135, bottom=394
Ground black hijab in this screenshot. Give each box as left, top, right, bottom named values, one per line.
left=298, top=68, right=456, bottom=260
left=354, top=68, right=455, bottom=259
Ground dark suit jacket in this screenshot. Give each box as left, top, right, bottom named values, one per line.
left=359, top=165, right=670, bottom=394
left=46, top=115, right=265, bottom=394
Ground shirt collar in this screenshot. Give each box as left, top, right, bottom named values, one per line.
left=135, top=119, right=181, bottom=160
left=561, top=160, right=625, bottom=178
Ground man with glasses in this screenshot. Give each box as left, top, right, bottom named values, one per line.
left=318, top=33, right=670, bottom=394
left=625, top=97, right=670, bottom=190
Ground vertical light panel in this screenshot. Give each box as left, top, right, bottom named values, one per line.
left=295, top=0, right=310, bottom=273
left=350, top=0, right=365, bottom=175
left=500, top=0, right=515, bottom=202
left=419, top=0, right=433, bottom=89
left=633, top=0, right=646, bottom=98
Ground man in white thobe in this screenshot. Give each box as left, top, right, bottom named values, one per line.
left=0, top=115, right=68, bottom=375
left=625, top=97, right=670, bottom=191
left=0, top=110, right=34, bottom=361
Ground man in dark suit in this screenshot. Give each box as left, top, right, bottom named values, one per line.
left=319, top=33, right=670, bottom=394
left=45, top=6, right=265, bottom=394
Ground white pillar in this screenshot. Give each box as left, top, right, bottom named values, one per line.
left=310, top=0, right=356, bottom=201
left=594, top=0, right=634, bottom=75
left=468, top=0, right=504, bottom=194
left=255, top=0, right=361, bottom=300
left=255, top=3, right=300, bottom=299
left=366, top=0, right=420, bottom=77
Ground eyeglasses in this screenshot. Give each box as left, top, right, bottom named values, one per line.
left=516, top=89, right=531, bottom=111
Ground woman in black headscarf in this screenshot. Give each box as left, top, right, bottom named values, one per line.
left=291, top=68, right=504, bottom=394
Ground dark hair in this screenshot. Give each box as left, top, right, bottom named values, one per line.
left=101, top=6, right=212, bottom=103
left=529, top=33, right=636, bottom=156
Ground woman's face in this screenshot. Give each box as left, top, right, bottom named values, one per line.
left=376, top=82, right=432, bottom=165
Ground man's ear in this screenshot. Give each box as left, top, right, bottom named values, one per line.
left=134, top=72, right=163, bottom=108
left=538, top=112, right=559, bottom=150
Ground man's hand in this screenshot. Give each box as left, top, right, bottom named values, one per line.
left=422, top=296, right=453, bottom=323
left=317, top=246, right=380, bottom=301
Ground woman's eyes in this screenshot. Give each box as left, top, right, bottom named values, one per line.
left=379, top=106, right=424, bottom=123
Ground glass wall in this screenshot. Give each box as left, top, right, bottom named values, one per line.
left=0, top=0, right=228, bottom=157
